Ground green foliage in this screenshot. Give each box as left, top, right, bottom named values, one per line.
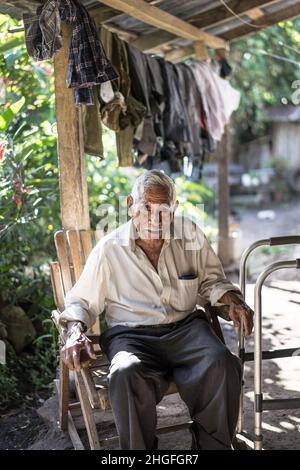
left=230, top=18, right=300, bottom=145
left=0, top=15, right=59, bottom=409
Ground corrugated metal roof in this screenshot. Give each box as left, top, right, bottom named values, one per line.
left=1, top=0, right=300, bottom=53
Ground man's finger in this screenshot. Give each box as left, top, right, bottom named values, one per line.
left=65, top=347, right=75, bottom=371
left=85, top=340, right=97, bottom=360
left=73, top=348, right=82, bottom=372
left=241, top=310, right=253, bottom=336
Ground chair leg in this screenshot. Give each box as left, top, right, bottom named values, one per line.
left=74, top=371, right=101, bottom=450
left=59, top=356, right=69, bottom=432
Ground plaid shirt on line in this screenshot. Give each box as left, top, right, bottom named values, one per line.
left=23, top=0, right=118, bottom=105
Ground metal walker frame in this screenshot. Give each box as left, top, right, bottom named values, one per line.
left=237, top=236, right=300, bottom=449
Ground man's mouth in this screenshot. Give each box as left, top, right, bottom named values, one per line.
left=147, top=227, right=162, bottom=233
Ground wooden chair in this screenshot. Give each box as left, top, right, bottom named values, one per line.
left=50, top=229, right=243, bottom=450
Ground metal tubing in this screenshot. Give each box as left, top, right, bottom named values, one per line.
left=237, top=237, right=300, bottom=434
left=254, top=259, right=300, bottom=450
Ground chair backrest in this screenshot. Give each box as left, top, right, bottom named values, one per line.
left=50, top=229, right=103, bottom=335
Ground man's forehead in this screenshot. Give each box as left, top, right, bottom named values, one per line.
left=142, top=188, right=170, bottom=204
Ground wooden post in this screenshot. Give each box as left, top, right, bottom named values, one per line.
left=193, top=41, right=209, bottom=61
left=54, top=24, right=90, bottom=231
left=217, top=125, right=233, bottom=266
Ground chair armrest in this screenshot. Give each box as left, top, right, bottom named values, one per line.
left=51, top=309, right=68, bottom=346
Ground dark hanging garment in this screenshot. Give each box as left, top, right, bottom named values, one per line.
left=158, top=59, right=191, bottom=145
left=146, top=55, right=166, bottom=139
left=23, top=0, right=118, bottom=106
left=219, top=58, right=232, bottom=79
left=126, top=44, right=157, bottom=157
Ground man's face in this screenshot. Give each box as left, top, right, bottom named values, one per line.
left=128, top=188, right=177, bottom=240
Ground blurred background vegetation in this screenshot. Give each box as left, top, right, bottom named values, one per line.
left=1, top=13, right=300, bottom=410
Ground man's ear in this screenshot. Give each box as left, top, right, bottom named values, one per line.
left=174, top=200, right=179, bottom=212
left=127, top=195, right=134, bottom=216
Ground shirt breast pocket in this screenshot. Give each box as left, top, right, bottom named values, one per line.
left=172, top=277, right=199, bottom=311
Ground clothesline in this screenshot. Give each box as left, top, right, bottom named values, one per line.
left=22, top=0, right=241, bottom=181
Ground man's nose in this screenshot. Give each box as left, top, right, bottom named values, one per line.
left=149, top=209, right=160, bottom=225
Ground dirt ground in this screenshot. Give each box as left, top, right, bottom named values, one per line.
left=1, top=199, right=300, bottom=450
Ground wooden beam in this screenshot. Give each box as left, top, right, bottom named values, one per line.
left=103, top=23, right=139, bottom=42
left=165, top=41, right=210, bottom=62
left=247, top=8, right=265, bottom=21
left=193, top=41, right=209, bottom=61
left=220, top=2, right=300, bottom=41
left=130, top=0, right=281, bottom=52
left=96, top=0, right=225, bottom=49
left=99, top=0, right=163, bottom=24
left=54, top=24, right=90, bottom=231
left=164, top=46, right=194, bottom=63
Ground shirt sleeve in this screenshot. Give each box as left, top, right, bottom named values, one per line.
left=197, top=232, right=244, bottom=314
left=58, top=242, right=109, bottom=330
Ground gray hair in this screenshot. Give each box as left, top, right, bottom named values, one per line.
left=130, top=170, right=176, bottom=207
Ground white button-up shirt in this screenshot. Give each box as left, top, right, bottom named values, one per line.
left=58, top=216, right=243, bottom=330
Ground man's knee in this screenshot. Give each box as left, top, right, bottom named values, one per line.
left=108, top=350, right=143, bottom=383
left=208, top=346, right=242, bottom=377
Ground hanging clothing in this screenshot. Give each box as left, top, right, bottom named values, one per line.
left=213, top=74, right=241, bottom=123
left=98, top=27, right=146, bottom=166
left=23, top=0, right=118, bottom=106
left=190, top=62, right=228, bottom=142
left=146, top=55, right=166, bottom=139
left=126, top=44, right=158, bottom=157
left=23, top=1, right=62, bottom=61
left=159, top=59, right=191, bottom=145
left=82, top=87, right=104, bottom=159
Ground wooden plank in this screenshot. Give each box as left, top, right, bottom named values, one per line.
left=98, top=0, right=162, bottom=25
left=103, top=23, right=139, bottom=41
left=96, top=0, right=225, bottom=49
left=164, top=46, right=195, bottom=63
left=74, top=371, right=101, bottom=449
left=54, top=231, right=73, bottom=293
left=193, top=41, right=209, bottom=61
left=50, top=262, right=65, bottom=311
left=247, top=8, right=265, bottom=21
left=220, top=3, right=300, bottom=41
left=67, top=230, right=84, bottom=282
left=81, top=367, right=102, bottom=409
left=131, top=0, right=281, bottom=52
left=68, top=411, right=85, bottom=450
left=54, top=23, right=90, bottom=231
left=80, top=230, right=93, bottom=264
left=165, top=42, right=210, bottom=64
left=59, top=357, right=70, bottom=431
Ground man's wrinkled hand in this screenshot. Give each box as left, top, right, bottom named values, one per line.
left=61, top=322, right=97, bottom=371
left=219, top=292, right=254, bottom=337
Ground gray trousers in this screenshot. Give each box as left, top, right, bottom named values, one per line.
left=99, top=310, right=242, bottom=450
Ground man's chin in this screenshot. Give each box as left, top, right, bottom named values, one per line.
left=140, top=229, right=163, bottom=240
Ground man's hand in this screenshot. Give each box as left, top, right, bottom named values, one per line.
left=61, top=322, right=96, bottom=371
left=219, top=291, right=254, bottom=337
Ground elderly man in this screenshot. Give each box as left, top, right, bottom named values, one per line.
left=59, top=170, right=253, bottom=450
